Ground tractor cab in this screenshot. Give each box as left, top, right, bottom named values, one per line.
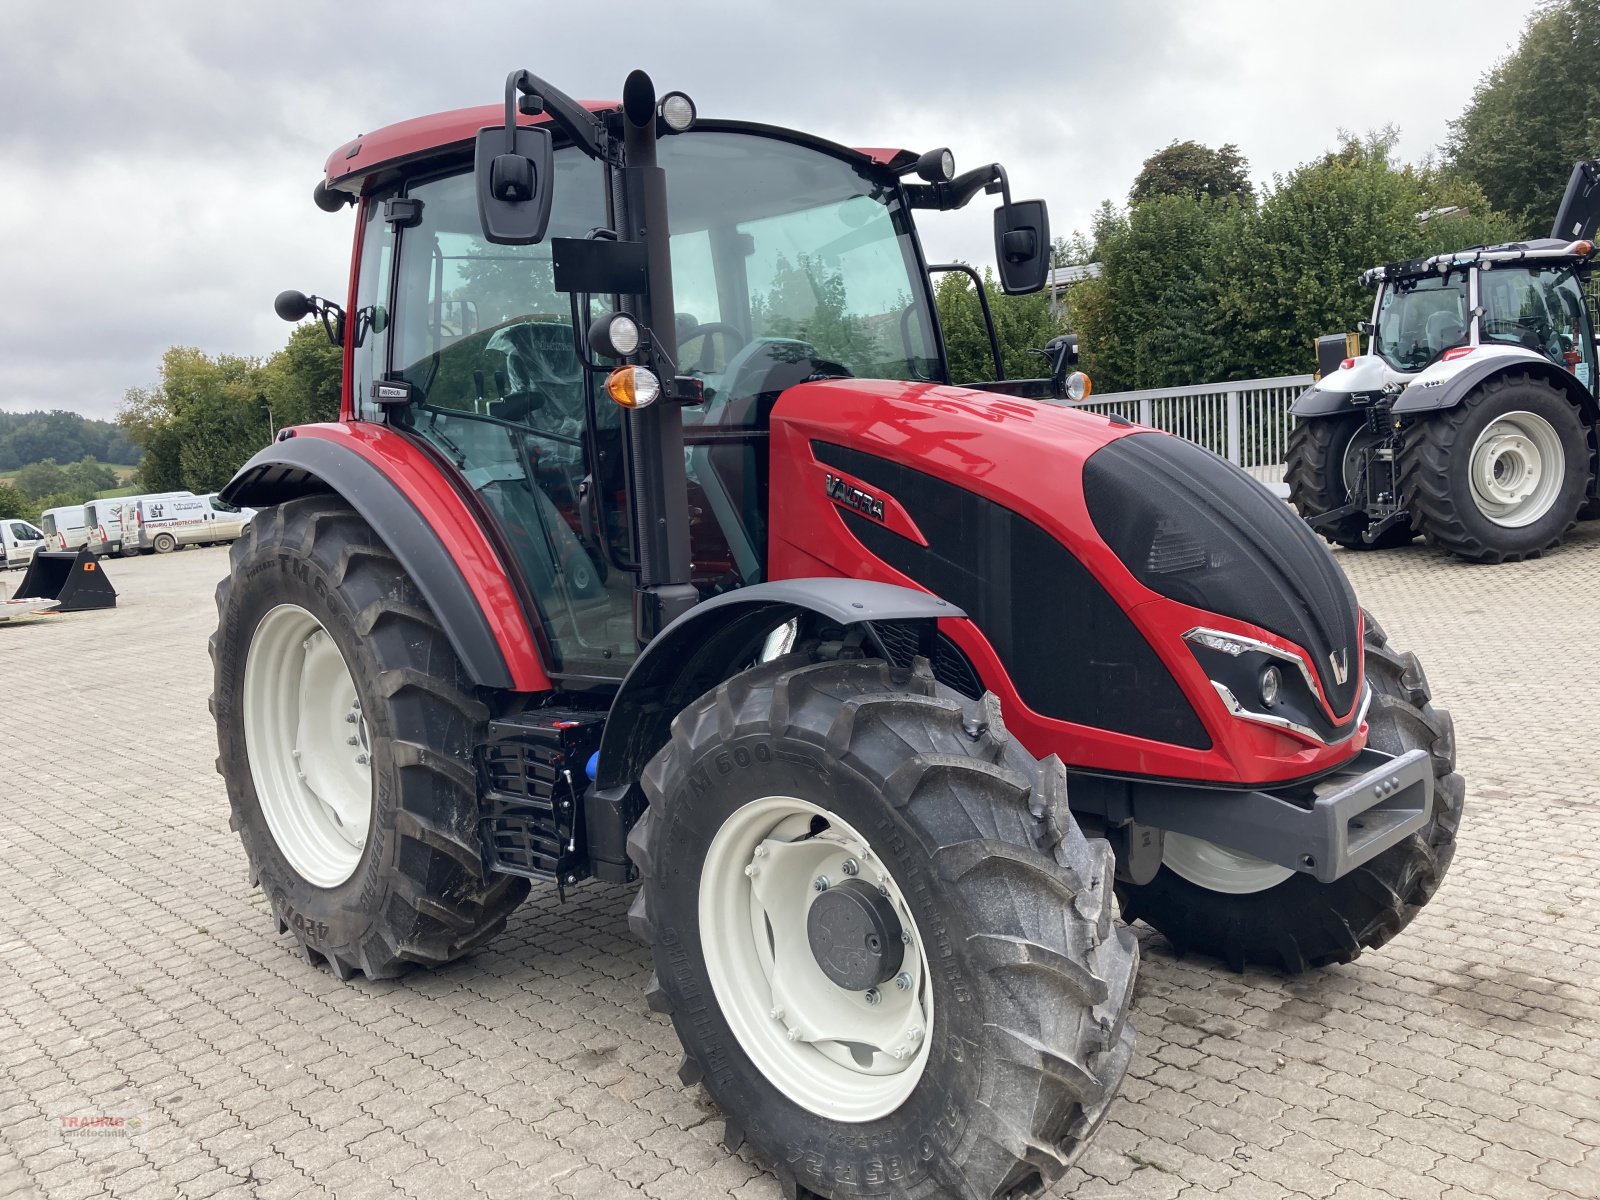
left=1361, top=239, right=1598, bottom=387
left=296, top=74, right=1056, bottom=681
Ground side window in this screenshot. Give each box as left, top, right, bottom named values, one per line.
left=352, top=199, right=395, bottom=421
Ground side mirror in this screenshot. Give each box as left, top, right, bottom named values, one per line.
left=274, top=289, right=345, bottom=348
left=994, top=198, right=1051, bottom=295
left=476, top=71, right=556, bottom=245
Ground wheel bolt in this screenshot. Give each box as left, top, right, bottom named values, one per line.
left=770, top=1006, right=784, bottom=1021
left=787, top=1028, right=803, bottom=1042
left=355, top=753, right=370, bottom=766
left=813, top=876, right=829, bottom=892
left=864, top=988, right=881, bottom=1006
left=894, top=972, right=912, bottom=991
left=878, top=884, right=890, bottom=898
left=753, top=845, right=768, bottom=858
left=908, top=1026, right=923, bottom=1041
left=744, top=864, right=760, bottom=878
left=346, top=735, right=359, bottom=746
left=841, top=859, right=859, bottom=876
left=345, top=712, right=359, bottom=724
left=901, top=932, right=911, bottom=945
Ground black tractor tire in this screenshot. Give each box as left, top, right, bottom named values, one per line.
left=1399, top=373, right=1591, bottom=562
left=1116, top=615, right=1463, bottom=974
left=1286, top=414, right=1414, bottom=550
left=211, top=496, right=528, bottom=980
left=628, top=656, right=1138, bottom=1200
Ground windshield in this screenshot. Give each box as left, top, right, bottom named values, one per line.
left=1479, top=265, right=1594, bottom=381
left=657, top=131, right=940, bottom=428
left=1373, top=275, right=1469, bottom=371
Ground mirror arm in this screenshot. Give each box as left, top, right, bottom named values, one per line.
left=905, top=164, right=1003, bottom=212
left=506, top=69, right=608, bottom=161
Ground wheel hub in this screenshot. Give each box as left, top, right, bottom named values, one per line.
left=1468, top=410, right=1565, bottom=528
left=806, top=878, right=905, bottom=991
left=699, top=795, right=933, bottom=1121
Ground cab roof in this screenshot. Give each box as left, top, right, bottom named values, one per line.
left=324, top=101, right=914, bottom=194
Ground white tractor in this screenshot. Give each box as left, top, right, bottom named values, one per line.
left=1288, top=161, right=1600, bottom=563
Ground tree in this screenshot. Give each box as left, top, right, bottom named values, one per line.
left=13, top=459, right=69, bottom=501
left=1448, top=0, right=1600, bottom=236
left=262, top=323, right=344, bottom=429
left=1130, top=141, right=1254, bottom=207
left=0, top=483, right=27, bottom=520
left=64, top=455, right=118, bottom=497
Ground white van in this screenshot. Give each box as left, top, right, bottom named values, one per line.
left=41, top=505, right=89, bottom=552
left=84, top=496, right=134, bottom=556
left=129, top=493, right=245, bottom=554
left=2, top=518, right=47, bottom=569
left=107, top=492, right=193, bottom=555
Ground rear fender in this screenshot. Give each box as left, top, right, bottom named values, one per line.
left=1391, top=349, right=1594, bottom=418
left=221, top=423, right=550, bottom=693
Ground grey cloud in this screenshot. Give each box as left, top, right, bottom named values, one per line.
left=0, top=0, right=1529, bottom=418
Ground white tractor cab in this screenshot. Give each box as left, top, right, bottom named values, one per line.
left=40, top=505, right=89, bottom=552
left=1289, top=161, right=1600, bottom=563
left=1, top=518, right=48, bottom=569
left=126, top=492, right=246, bottom=554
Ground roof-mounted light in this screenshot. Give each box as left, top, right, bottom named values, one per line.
left=914, top=147, right=956, bottom=183
left=1568, top=239, right=1595, bottom=257
left=658, top=92, right=696, bottom=133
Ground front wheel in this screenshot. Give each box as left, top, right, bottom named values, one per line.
left=212, top=496, right=527, bottom=979
left=1116, top=615, right=1464, bottom=973
left=628, top=657, right=1137, bottom=1200
left=1286, top=414, right=1415, bottom=550
left=1400, top=374, right=1591, bottom=562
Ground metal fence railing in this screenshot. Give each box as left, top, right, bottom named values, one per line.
left=1062, top=374, right=1313, bottom=494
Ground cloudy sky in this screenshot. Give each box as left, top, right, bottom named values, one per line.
left=0, top=1, right=1536, bottom=420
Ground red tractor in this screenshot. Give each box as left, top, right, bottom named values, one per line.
left=215, top=68, right=1463, bottom=1200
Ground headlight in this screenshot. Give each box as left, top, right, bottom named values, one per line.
left=1259, top=664, right=1282, bottom=707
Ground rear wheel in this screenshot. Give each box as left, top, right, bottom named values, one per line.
left=212, top=496, right=527, bottom=979
left=629, top=656, right=1137, bottom=1200
left=1116, top=615, right=1463, bottom=973
left=153, top=532, right=178, bottom=553
left=1401, top=374, right=1591, bottom=562
left=1286, top=414, right=1414, bottom=550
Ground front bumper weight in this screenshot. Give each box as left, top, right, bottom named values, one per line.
left=1076, top=746, right=1434, bottom=885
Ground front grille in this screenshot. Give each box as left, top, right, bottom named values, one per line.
left=1084, top=433, right=1362, bottom=716
left=870, top=621, right=985, bottom=699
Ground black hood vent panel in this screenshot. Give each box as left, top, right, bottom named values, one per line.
left=1083, top=433, right=1362, bottom=717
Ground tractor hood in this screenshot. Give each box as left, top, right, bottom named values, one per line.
left=766, top=379, right=1366, bottom=787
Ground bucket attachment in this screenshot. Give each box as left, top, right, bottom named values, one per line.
left=15, top=549, right=117, bottom=612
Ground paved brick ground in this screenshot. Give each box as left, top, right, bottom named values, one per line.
left=2, top=531, right=1598, bottom=1200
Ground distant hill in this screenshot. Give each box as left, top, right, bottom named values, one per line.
left=0, top=410, right=141, bottom=473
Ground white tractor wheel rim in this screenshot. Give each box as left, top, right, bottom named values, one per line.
left=699, top=795, right=933, bottom=1122
left=243, top=604, right=372, bottom=889
left=1340, top=425, right=1374, bottom=497
left=1468, top=410, right=1565, bottom=528
left=1163, top=832, right=1294, bottom=895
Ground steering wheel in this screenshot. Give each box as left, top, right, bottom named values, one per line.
left=678, top=321, right=749, bottom=373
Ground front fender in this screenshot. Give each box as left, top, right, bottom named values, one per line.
left=1291, top=385, right=1362, bottom=418
left=592, top=579, right=964, bottom=792
left=222, top=423, right=550, bottom=692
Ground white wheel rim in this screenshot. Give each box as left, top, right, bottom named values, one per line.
left=1163, top=832, right=1293, bottom=895
left=243, top=604, right=372, bottom=888
left=1468, top=410, right=1565, bottom=528
left=1339, top=425, right=1373, bottom=496
left=699, top=795, right=933, bottom=1122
